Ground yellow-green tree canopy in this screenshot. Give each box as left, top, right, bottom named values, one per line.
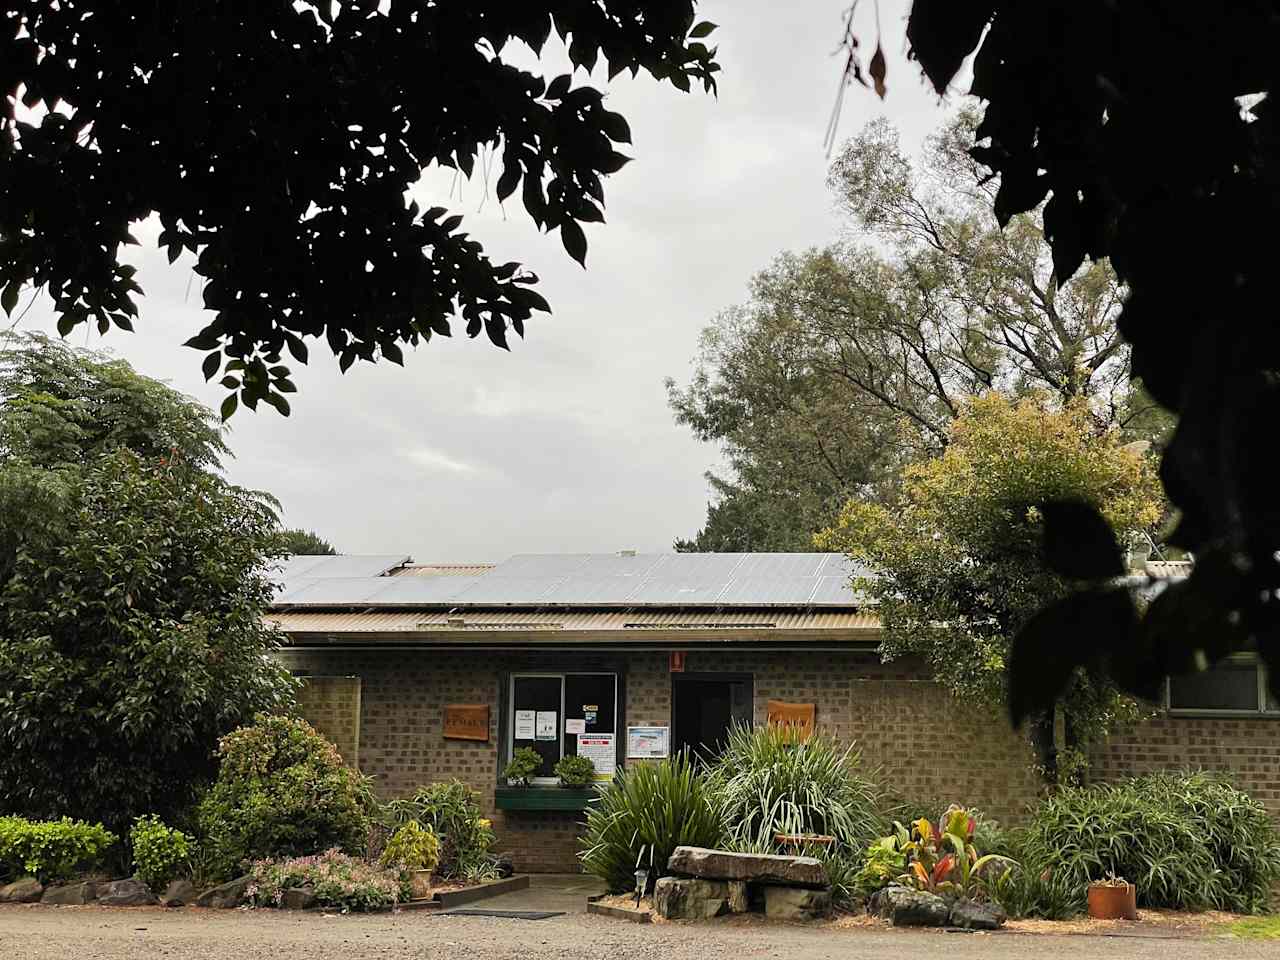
left=817, top=392, right=1163, bottom=770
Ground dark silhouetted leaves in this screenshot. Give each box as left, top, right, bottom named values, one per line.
left=1039, top=499, right=1125, bottom=580
left=869, top=44, right=887, bottom=99
left=0, top=3, right=719, bottom=415
left=1009, top=588, right=1136, bottom=727
left=906, top=0, right=995, bottom=94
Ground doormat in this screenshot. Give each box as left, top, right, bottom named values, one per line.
left=442, top=909, right=565, bottom=920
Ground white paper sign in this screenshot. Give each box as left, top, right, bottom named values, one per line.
left=535, top=711, right=557, bottom=741
left=577, top=734, right=616, bottom=778
left=514, top=710, right=535, bottom=740
left=627, top=726, right=670, bottom=759
left=565, top=718, right=586, bottom=735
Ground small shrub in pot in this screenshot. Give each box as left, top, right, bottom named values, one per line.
left=503, top=747, right=543, bottom=786
left=553, top=754, right=596, bottom=788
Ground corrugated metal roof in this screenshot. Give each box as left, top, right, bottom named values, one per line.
left=268, top=608, right=881, bottom=636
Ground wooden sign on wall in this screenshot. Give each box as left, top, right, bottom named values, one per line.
left=766, top=699, right=816, bottom=736
left=443, top=704, right=489, bottom=742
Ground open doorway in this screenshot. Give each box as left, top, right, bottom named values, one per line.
left=671, top=672, right=754, bottom=761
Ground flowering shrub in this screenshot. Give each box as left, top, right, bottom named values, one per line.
left=196, top=715, right=374, bottom=880
left=130, top=815, right=192, bottom=891
left=246, top=849, right=404, bottom=912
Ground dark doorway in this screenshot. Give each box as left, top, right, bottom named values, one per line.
left=671, top=672, right=754, bottom=761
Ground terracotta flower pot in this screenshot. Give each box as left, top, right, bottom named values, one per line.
left=408, top=869, right=433, bottom=901
left=1087, top=882, right=1137, bottom=920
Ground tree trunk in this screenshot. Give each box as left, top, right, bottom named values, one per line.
left=1029, top=707, right=1058, bottom=784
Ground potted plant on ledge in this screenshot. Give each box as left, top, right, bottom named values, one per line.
left=504, top=747, right=542, bottom=787
left=553, top=754, right=596, bottom=789
left=380, top=821, right=440, bottom=901
left=1087, top=874, right=1138, bottom=920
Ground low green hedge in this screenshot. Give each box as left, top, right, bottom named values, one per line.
left=0, top=815, right=117, bottom=882
left=997, top=771, right=1280, bottom=918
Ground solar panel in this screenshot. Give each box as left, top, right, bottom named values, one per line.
left=808, top=576, right=860, bottom=605
left=730, top=554, right=829, bottom=578
left=646, top=553, right=748, bottom=583
left=715, top=577, right=831, bottom=606
left=362, top=576, right=486, bottom=605
left=277, top=577, right=401, bottom=606
left=626, top=579, right=731, bottom=605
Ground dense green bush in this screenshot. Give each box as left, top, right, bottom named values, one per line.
left=503, top=747, right=542, bottom=786
left=379, top=821, right=440, bottom=873
left=580, top=752, right=724, bottom=892
left=196, top=715, right=373, bottom=880
left=246, top=849, right=404, bottom=912
left=0, top=815, right=117, bottom=882
left=130, top=815, right=192, bottom=891
left=997, top=771, right=1280, bottom=918
left=553, top=754, right=597, bottom=787
left=707, top=724, right=887, bottom=855
left=383, top=780, right=496, bottom=881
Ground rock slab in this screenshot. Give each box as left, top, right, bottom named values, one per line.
left=948, top=898, right=1007, bottom=930
left=667, top=847, right=826, bottom=888
left=726, top=880, right=749, bottom=914
left=871, top=885, right=950, bottom=927
left=762, top=885, right=831, bottom=921
left=41, top=881, right=99, bottom=905
left=97, top=879, right=156, bottom=906
left=160, top=879, right=196, bottom=907
left=654, top=877, right=735, bottom=920
left=281, top=886, right=316, bottom=910
left=0, top=877, right=44, bottom=903
left=195, top=875, right=251, bottom=909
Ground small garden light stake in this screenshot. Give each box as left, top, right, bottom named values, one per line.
left=634, top=868, right=649, bottom=908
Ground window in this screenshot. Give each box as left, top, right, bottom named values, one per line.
left=1167, top=656, right=1280, bottom=715
left=508, top=673, right=617, bottom=785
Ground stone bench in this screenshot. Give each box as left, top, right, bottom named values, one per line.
left=655, top=846, right=832, bottom=922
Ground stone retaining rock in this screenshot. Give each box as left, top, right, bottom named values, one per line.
left=667, top=847, right=826, bottom=888
left=0, top=877, right=44, bottom=903
left=195, top=875, right=251, bottom=909
left=281, top=886, right=316, bottom=910
left=871, top=885, right=950, bottom=927
left=160, top=879, right=196, bottom=907
left=948, top=898, right=1007, bottom=930
left=654, top=877, right=736, bottom=919
left=97, top=879, right=156, bottom=907
left=41, top=881, right=98, bottom=905
left=761, top=885, right=831, bottom=921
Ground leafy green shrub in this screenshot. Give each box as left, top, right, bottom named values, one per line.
left=383, top=780, right=496, bottom=879
left=579, top=752, right=724, bottom=893
left=196, top=715, right=372, bottom=880
left=246, top=849, right=403, bottom=912
left=998, top=771, right=1280, bottom=918
left=853, top=834, right=907, bottom=898
left=554, top=754, right=597, bottom=787
left=892, top=808, right=1016, bottom=900
left=503, top=747, right=543, bottom=786
left=130, top=815, right=192, bottom=891
left=706, top=723, right=887, bottom=854
left=0, top=815, right=118, bottom=882
left=379, top=822, right=440, bottom=873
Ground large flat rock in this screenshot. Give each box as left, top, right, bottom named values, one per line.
left=667, top=847, right=826, bottom=888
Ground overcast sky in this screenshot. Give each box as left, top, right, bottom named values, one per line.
left=20, top=0, right=954, bottom=562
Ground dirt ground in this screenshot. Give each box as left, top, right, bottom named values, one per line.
left=3, top=903, right=1279, bottom=960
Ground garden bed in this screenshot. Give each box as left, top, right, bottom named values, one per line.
left=586, top=893, right=653, bottom=923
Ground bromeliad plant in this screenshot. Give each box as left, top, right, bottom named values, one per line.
left=892, top=806, right=1016, bottom=901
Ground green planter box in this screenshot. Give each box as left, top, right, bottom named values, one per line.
left=494, top=787, right=599, bottom=811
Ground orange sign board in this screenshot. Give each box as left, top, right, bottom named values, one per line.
left=443, top=704, right=489, bottom=742
left=766, top=700, right=816, bottom=736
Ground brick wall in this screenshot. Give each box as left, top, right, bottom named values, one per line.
left=1091, top=715, right=1280, bottom=814
left=295, top=676, right=362, bottom=767
left=284, top=645, right=1054, bottom=872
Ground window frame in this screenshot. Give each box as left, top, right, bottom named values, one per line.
left=1165, top=654, right=1280, bottom=717
left=505, top=671, right=619, bottom=786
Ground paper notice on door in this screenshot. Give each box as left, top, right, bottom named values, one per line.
left=565, top=718, right=586, bottom=735
left=514, top=710, right=535, bottom=740
left=535, top=711, right=557, bottom=740
left=577, top=733, right=616, bottom=778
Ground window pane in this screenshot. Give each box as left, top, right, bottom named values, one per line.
left=512, top=676, right=562, bottom=776
left=563, top=674, right=616, bottom=758
left=1169, top=662, right=1259, bottom=711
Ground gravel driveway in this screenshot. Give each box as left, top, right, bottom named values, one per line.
left=2, top=904, right=1278, bottom=960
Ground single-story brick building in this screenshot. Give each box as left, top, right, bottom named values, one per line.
left=271, top=552, right=1280, bottom=873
